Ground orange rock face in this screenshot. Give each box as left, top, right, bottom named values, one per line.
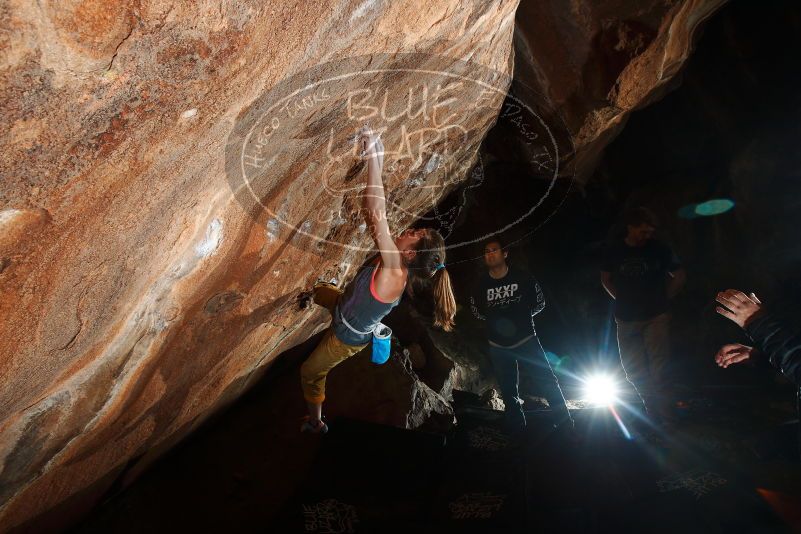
left=0, top=0, right=518, bottom=529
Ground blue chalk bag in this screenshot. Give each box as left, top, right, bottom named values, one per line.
left=371, top=323, right=392, bottom=364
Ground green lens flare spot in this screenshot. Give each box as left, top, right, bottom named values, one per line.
left=694, top=199, right=735, bottom=216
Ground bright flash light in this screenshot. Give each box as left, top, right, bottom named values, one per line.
left=583, top=374, right=619, bottom=406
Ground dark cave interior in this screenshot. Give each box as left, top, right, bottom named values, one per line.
left=435, top=0, right=801, bottom=399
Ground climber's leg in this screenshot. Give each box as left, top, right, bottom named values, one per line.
left=300, top=328, right=368, bottom=432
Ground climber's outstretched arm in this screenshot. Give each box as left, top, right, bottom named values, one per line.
left=360, top=129, right=401, bottom=270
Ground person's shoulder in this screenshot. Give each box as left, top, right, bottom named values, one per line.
left=473, top=269, right=490, bottom=287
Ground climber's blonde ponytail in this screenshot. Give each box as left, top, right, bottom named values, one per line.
left=432, top=267, right=456, bottom=331
left=409, top=228, right=456, bottom=331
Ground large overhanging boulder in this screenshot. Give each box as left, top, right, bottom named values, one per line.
left=0, top=0, right=726, bottom=529
left=0, top=0, right=518, bottom=529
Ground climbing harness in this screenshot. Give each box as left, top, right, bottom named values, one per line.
left=336, top=308, right=393, bottom=365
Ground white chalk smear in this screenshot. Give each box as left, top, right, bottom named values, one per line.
left=195, top=218, right=223, bottom=258
left=265, top=218, right=280, bottom=242
left=153, top=315, right=169, bottom=332
left=349, top=0, right=379, bottom=25
left=424, top=153, right=442, bottom=174
left=331, top=212, right=346, bottom=226
left=181, top=108, right=198, bottom=119
left=0, top=208, right=22, bottom=228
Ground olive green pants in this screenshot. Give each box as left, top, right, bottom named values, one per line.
left=300, top=283, right=368, bottom=403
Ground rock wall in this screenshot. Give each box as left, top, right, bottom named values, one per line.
left=513, top=0, right=727, bottom=182
left=0, top=0, right=518, bottom=529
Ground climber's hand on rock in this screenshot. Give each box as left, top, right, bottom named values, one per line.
left=359, top=127, right=384, bottom=170
left=715, top=289, right=763, bottom=328
left=715, top=343, right=754, bottom=368
left=358, top=125, right=376, bottom=154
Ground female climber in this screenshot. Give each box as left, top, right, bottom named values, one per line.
left=299, top=126, right=456, bottom=433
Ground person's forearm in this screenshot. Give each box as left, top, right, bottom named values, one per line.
left=600, top=272, right=616, bottom=299
left=531, top=293, right=545, bottom=315
left=746, top=313, right=801, bottom=387
left=363, top=149, right=386, bottom=218
left=667, top=270, right=686, bottom=298
left=667, top=279, right=681, bottom=298
left=470, top=296, right=486, bottom=321
left=529, top=278, right=545, bottom=315
left=601, top=280, right=616, bottom=299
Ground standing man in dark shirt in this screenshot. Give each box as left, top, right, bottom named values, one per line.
left=601, top=207, right=685, bottom=418
left=471, top=236, right=572, bottom=433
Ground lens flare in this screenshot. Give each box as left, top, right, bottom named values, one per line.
left=695, top=198, right=735, bottom=216
left=582, top=374, right=619, bottom=406
left=677, top=198, right=735, bottom=219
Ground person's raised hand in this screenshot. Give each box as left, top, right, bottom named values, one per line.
left=714, top=343, right=754, bottom=368
left=372, top=136, right=384, bottom=171
left=715, top=289, right=763, bottom=328
left=357, top=126, right=370, bottom=154
left=359, top=126, right=383, bottom=161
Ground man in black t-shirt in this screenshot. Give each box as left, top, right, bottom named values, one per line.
left=601, top=207, right=685, bottom=417
left=471, top=236, right=572, bottom=432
